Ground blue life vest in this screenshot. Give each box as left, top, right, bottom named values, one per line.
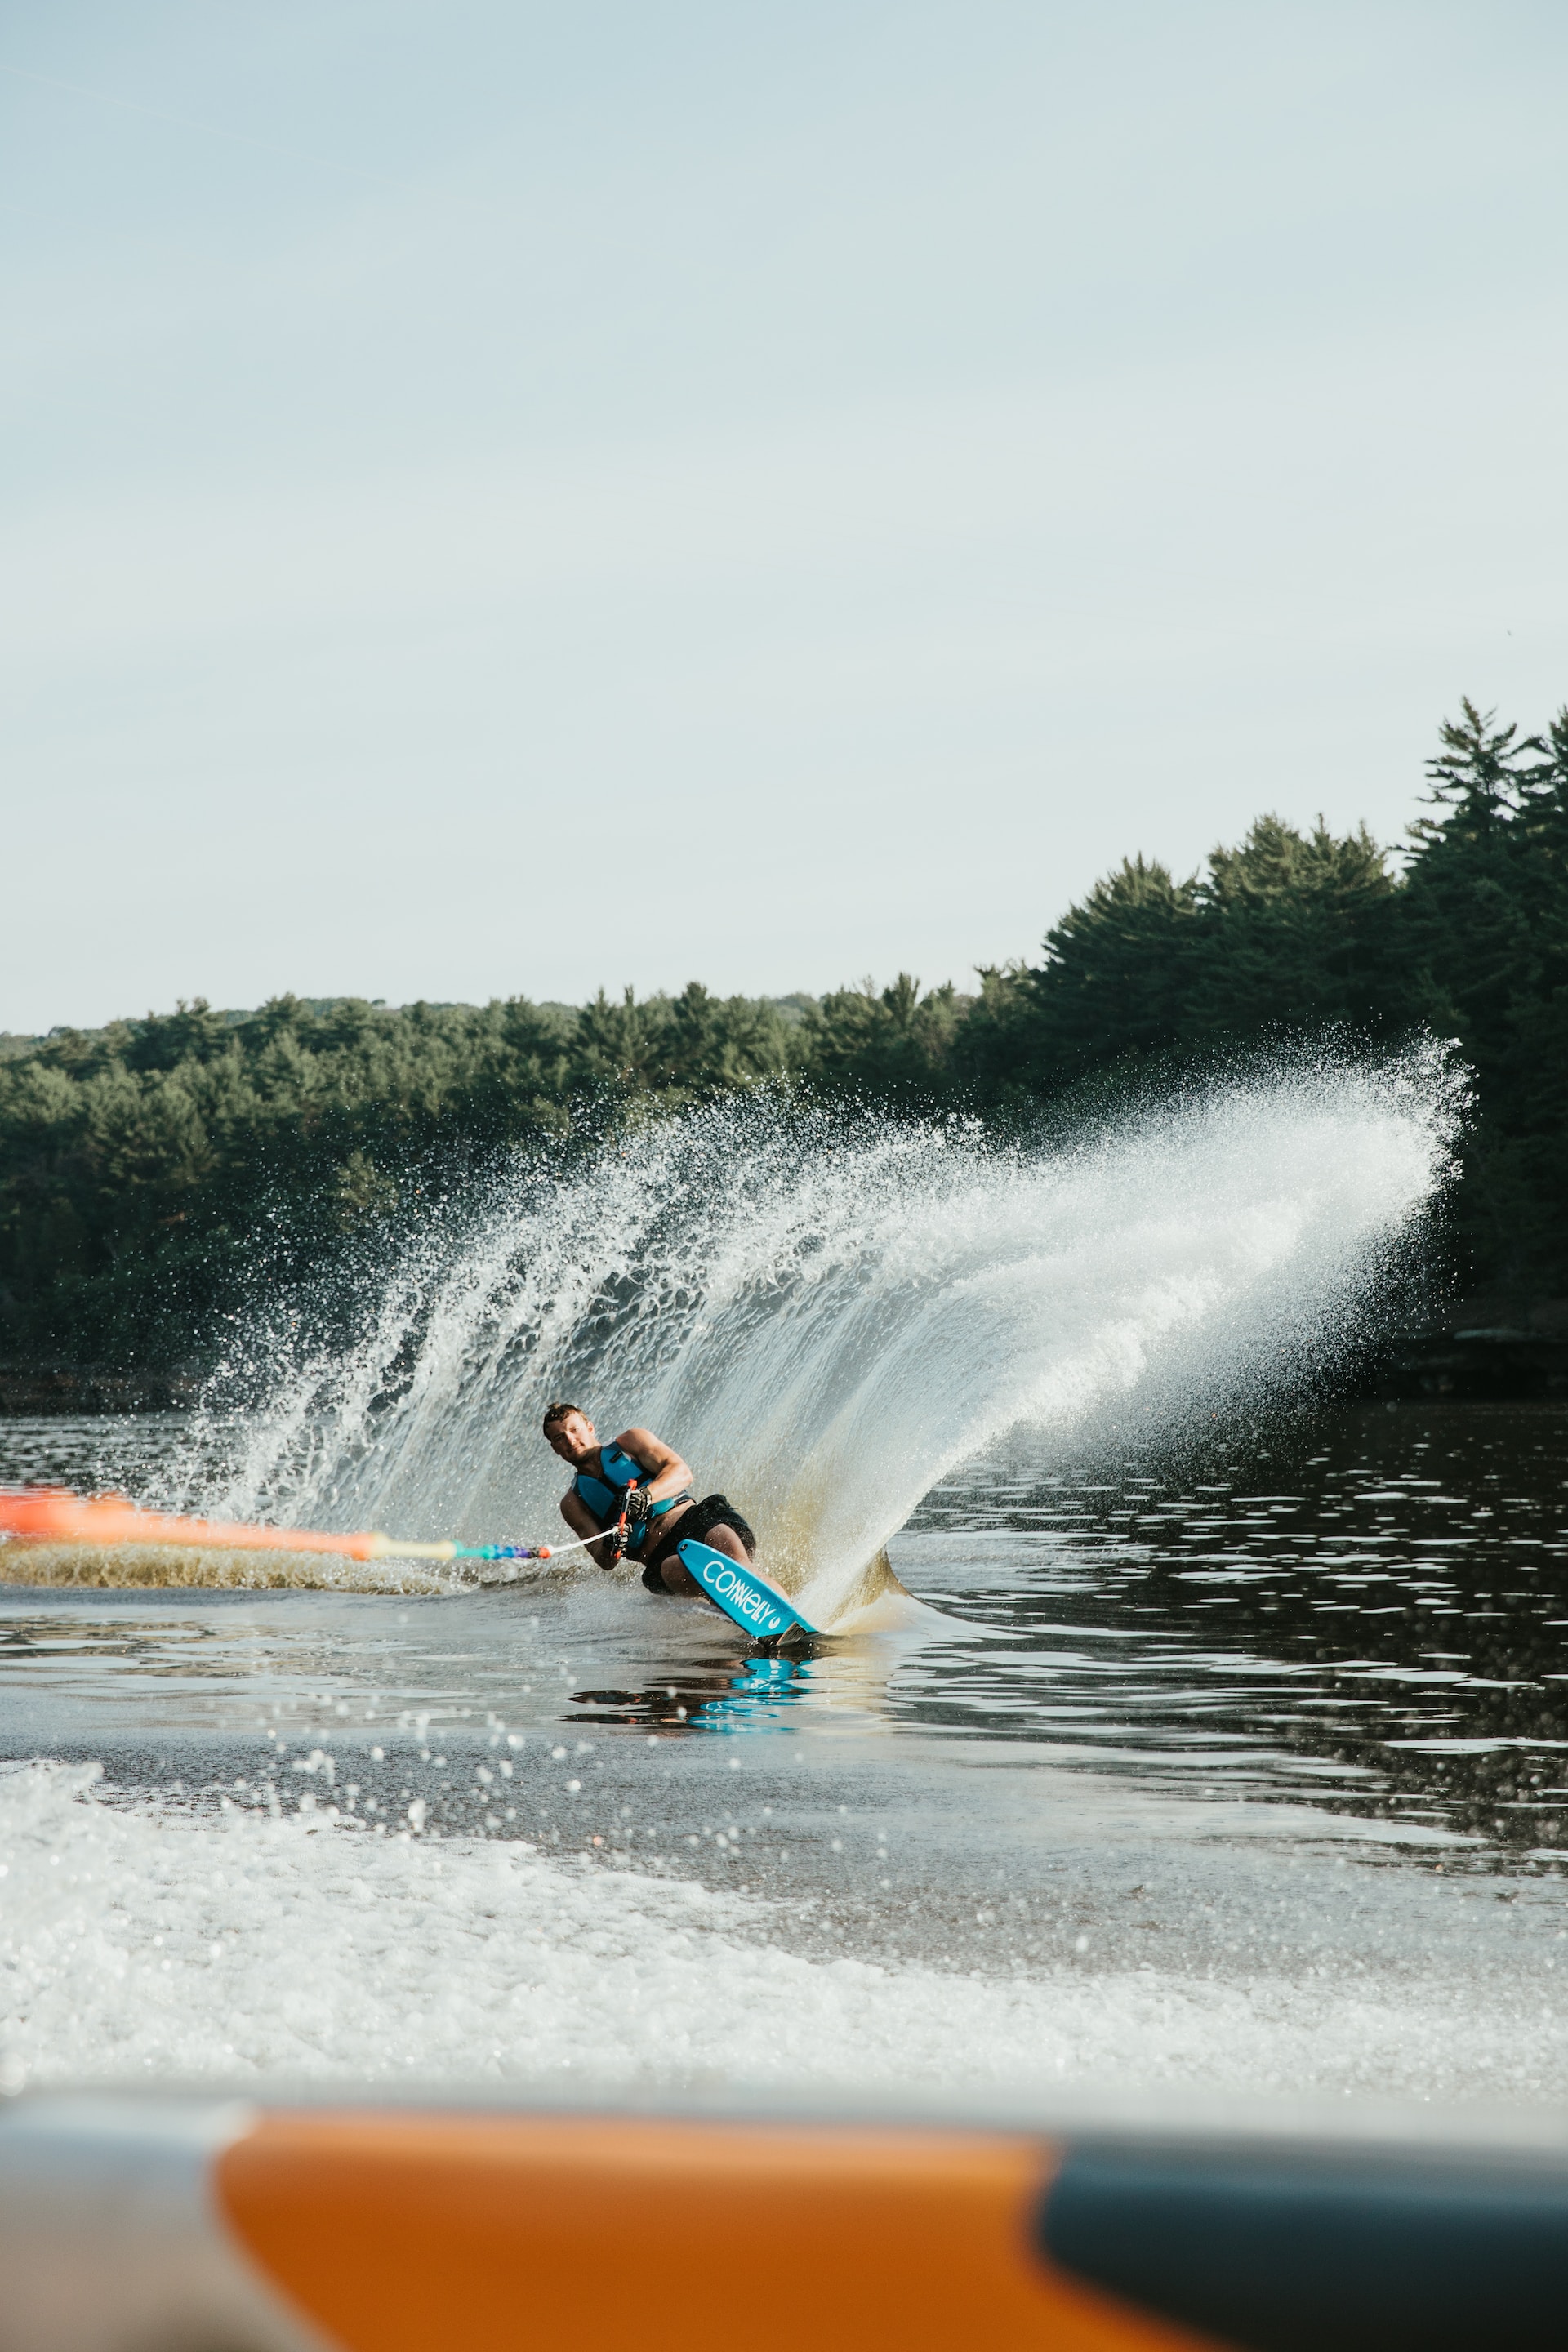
left=574, top=1439, right=690, bottom=1554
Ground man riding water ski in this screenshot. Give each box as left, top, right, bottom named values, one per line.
left=542, top=1403, right=758, bottom=1598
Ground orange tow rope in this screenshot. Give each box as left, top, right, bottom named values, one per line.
left=0, top=1488, right=577, bottom=1565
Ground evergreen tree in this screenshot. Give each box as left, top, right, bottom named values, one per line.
left=1392, top=702, right=1555, bottom=1293
left=807, top=974, right=969, bottom=1098
left=1185, top=815, right=1399, bottom=1036
left=949, top=857, right=1201, bottom=1099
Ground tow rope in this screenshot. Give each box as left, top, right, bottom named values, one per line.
left=0, top=1486, right=610, bottom=1566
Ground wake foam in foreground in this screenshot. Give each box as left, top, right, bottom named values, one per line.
left=162, top=1045, right=1456, bottom=1623
left=3, top=1759, right=1557, bottom=2105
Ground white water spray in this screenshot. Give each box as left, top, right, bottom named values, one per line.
left=186, top=1046, right=1457, bottom=1625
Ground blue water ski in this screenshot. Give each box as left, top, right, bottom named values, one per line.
left=676, top=1538, right=818, bottom=1641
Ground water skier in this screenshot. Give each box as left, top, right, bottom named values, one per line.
left=542, top=1403, right=759, bottom=1598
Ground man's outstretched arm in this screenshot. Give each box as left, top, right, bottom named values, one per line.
left=558, top=1485, right=619, bottom=1568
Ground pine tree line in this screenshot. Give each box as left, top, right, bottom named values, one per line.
left=3, top=700, right=1565, bottom=1370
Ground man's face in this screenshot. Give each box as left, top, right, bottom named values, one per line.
left=546, top=1411, right=595, bottom=1465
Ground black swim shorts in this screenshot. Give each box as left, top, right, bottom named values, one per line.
left=640, top=1492, right=757, bottom=1593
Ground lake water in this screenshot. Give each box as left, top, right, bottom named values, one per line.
left=6, top=1398, right=1568, bottom=2107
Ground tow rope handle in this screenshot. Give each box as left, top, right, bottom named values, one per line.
left=604, top=1477, right=639, bottom=1570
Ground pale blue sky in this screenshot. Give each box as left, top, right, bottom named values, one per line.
left=5, top=1, right=1566, bottom=1030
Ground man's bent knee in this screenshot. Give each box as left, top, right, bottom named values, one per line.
left=653, top=1519, right=750, bottom=1597
left=701, top=1521, right=752, bottom=1566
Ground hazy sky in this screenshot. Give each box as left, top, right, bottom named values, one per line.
left=6, top=1, right=1566, bottom=1031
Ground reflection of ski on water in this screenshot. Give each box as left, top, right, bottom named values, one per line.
left=571, top=1652, right=813, bottom=1735
left=689, top=1652, right=812, bottom=1731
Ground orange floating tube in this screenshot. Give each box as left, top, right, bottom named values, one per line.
left=216, top=2110, right=1206, bottom=2352
left=6, top=2090, right=1568, bottom=2350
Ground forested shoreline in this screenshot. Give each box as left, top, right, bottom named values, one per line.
left=4, top=699, right=1566, bottom=1383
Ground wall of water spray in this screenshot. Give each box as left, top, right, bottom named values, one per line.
left=175, top=1044, right=1461, bottom=1626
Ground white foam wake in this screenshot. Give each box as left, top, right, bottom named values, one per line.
left=9, top=1757, right=1557, bottom=2107
left=182, top=1047, right=1458, bottom=1624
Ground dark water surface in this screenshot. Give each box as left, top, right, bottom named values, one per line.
left=5, top=1403, right=1568, bottom=2102
left=903, top=1401, right=1568, bottom=1855
left=11, top=1400, right=1558, bottom=1853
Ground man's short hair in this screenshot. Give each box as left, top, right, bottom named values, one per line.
left=541, top=1401, right=586, bottom=1433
